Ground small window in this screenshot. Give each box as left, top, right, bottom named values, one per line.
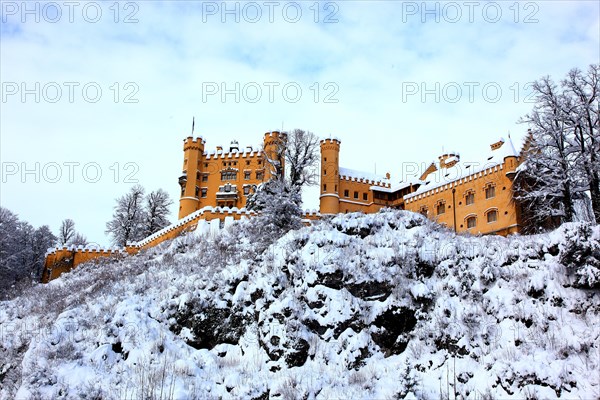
left=344, top=189, right=349, bottom=197
left=204, top=163, right=208, bottom=168
left=335, top=185, right=337, bottom=192
left=243, top=186, right=250, bottom=195
left=202, top=174, right=208, bottom=182
left=196, top=171, right=200, bottom=180
left=467, top=216, right=477, bottom=228
left=363, top=193, right=368, bottom=201
left=246, top=160, right=250, bottom=165
left=201, top=188, right=207, bottom=197
left=354, top=191, right=358, bottom=199
left=323, top=184, right=327, bottom=192
left=256, top=171, right=264, bottom=180
left=244, top=171, right=251, bottom=180
left=485, top=185, right=496, bottom=199
left=420, top=207, right=428, bottom=217
left=221, top=171, right=237, bottom=181
left=437, top=202, right=445, bottom=215
left=324, top=169, right=327, bottom=176
left=194, top=186, right=199, bottom=197
left=465, top=192, right=474, bottom=205
left=487, top=210, right=498, bottom=223
left=324, top=157, right=327, bottom=162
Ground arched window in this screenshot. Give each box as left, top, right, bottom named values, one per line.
left=487, top=209, right=498, bottom=223
left=466, top=216, right=477, bottom=229
left=419, top=206, right=428, bottom=217
left=485, top=184, right=496, bottom=199
left=465, top=190, right=475, bottom=205
left=436, top=202, right=446, bottom=215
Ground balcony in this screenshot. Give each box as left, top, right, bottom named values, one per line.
left=178, top=173, right=187, bottom=186
left=216, top=183, right=238, bottom=201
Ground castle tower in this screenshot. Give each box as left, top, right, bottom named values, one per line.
left=320, top=138, right=341, bottom=214
left=263, top=131, right=286, bottom=180
left=178, top=136, right=205, bottom=219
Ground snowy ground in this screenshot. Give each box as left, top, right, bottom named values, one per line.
left=1, top=210, right=599, bottom=399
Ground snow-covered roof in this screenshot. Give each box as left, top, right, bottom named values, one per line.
left=339, top=167, right=389, bottom=184
left=404, top=137, right=519, bottom=200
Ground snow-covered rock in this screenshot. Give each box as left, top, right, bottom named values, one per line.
left=1, top=210, right=599, bottom=399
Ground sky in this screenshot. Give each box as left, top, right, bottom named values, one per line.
left=1, top=0, right=599, bottom=246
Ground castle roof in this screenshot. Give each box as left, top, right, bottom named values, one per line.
left=404, top=136, right=519, bottom=200
left=339, top=167, right=389, bottom=184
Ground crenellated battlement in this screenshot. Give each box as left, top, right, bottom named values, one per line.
left=42, top=206, right=261, bottom=282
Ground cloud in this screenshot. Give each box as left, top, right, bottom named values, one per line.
left=1, top=0, right=598, bottom=244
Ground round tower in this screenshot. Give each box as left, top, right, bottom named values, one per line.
left=320, top=138, right=340, bottom=214
left=263, top=131, right=286, bottom=180
left=178, top=136, right=205, bottom=219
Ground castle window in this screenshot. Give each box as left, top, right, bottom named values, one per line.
left=485, top=184, right=496, bottom=199
left=324, top=157, right=327, bottom=162
left=194, top=186, right=199, bottom=198
left=419, top=206, right=428, bottom=217
left=323, top=184, right=327, bottom=192
left=243, top=186, right=250, bottom=195
left=181, top=187, right=185, bottom=196
left=201, top=188, right=207, bottom=197
left=363, top=193, right=368, bottom=201
left=244, top=171, right=251, bottom=180
left=204, top=163, right=208, bottom=168
left=246, top=160, right=250, bottom=166
left=196, top=171, right=201, bottom=180
left=354, top=191, right=358, bottom=199
left=256, top=171, right=264, bottom=180
left=487, top=210, right=498, bottom=223
left=465, top=191, right=475, bottom=205
left=344, top=189, right=349, bottom=197
left=335, top=185, right=337, bottom=192
left=467, top=216, right=477, bottom=229
left=324, top=169, right=327, bottom=176
left=221, top=171, right=237, bottom=181
left=202, top=173, right=209, bottom=182
left=437, top=202, right=445, bottom=215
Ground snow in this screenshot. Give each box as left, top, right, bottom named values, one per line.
left=1, top=210, right=599, bottom=399
left=405, top=136, right=520, bottom=200
left=339, top=167, right=389, bottom=184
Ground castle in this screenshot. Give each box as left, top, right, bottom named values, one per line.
left=319, top=136, right=522, bottom=235
left=177, top=132, right=286, bottom=219
left=42, top=130, right=523, bottom=282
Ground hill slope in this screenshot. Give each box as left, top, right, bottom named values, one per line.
left=1, top=210, right=599, bottom=399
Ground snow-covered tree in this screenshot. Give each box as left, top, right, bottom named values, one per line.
left=284, top=129, right=320, bottom=188
left=57, top=218, right=76, bottom=246
left=263, top=129, right=320, bottom=188
left=516, top=65, right=600, bottom=230
left=142, top=189, right=173, bottom=237
left=245, top=179, right=303, bottom=237
left=69, top=232, right=89, bottom=247
left=562, top=65, right=600, bottom=223
left=105, top=185, right=146, bottom=246
left=0, top=207, right=56, bottom=294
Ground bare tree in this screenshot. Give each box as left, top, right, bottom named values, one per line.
left=284, top=129, right=320, bottom=188
left=515, top=66, right=600, bottom=230
left=70, top=232, right=89, bottom=247
left=58, top=218, right=76, bottom=246
left=143, top=189, right=173, bottom=236
left=562, top=65, right=600, bottom=223
left=105, top=185, right=146, bottom=246
left=0, top=207, right=56, bottom=294
left=263, top=129, right=319, bottom=188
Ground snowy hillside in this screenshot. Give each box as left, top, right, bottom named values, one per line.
left=1, top=210, right=599, bottom=399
